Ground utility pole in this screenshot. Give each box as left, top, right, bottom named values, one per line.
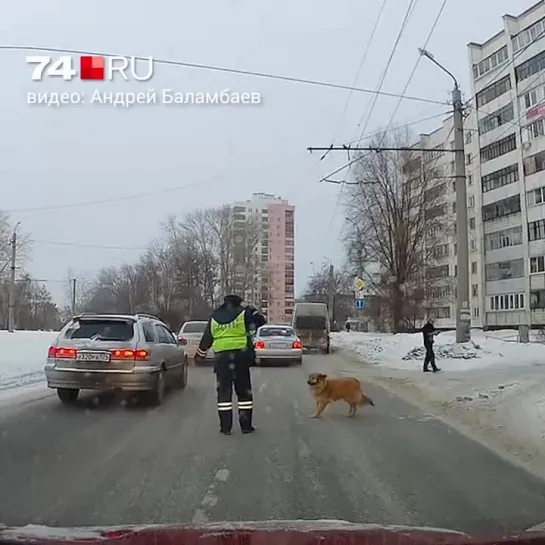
left=452, top=86, right=471, bottom=342
left=71, top=278, right=77, bottom=315
left=327, top=263, right=335, bottom=324
left=7, top=224, right=19, bottom=332
left=419, top=48, right=470, bottom=343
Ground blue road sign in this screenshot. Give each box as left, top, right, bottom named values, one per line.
left=355, top=299, right=366, bottom=310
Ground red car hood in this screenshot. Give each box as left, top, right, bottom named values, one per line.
left=0, top=520, right=544, bottom=545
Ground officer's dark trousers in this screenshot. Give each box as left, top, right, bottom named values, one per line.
left=214, top=350, right=253, bottom=432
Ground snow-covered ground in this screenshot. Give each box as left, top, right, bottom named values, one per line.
left=0, top=330, right=58, bottom=401
left=332, top=329, right=545, bottom=478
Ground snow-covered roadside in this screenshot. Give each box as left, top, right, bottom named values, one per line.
left=332, top=330, right=545, bottom=478
left=0, top=330, right=58, bottom=403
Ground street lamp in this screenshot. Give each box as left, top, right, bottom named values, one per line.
left=419, top=48, right=471, bottom=343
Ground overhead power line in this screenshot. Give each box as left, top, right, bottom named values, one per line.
left=385, top=0, right=448, bottom=131
left=327, top=0, right=417, bottom=238
left=3, top=153, right=304, bottom=213
left=321, top=0, right=389, bottom=161
left=342, top=110, right=451, bottom=146
left=0, top=45, right=446, bottom=106
left=33, top=240, right=147, bottom=250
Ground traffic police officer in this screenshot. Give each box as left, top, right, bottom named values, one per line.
left=196, top=294, right=265, bottom=435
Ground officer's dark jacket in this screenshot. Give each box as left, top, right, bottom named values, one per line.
left=198, top=304, right=265, bottom=353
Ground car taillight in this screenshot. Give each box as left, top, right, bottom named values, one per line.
left=292, top=341, right=302, bottom=349
left=254, top=341, right=265, bottom=349
left=178, top=337, right=187, bottom=345
left=111, top=349, right=149, bottom=360
left=49, top=347, right=76, bottom=358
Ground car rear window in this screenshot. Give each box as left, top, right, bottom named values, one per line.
left=182, top=322, right=207, bottom=334
left=260, top=327, right=294, bottom=337
left=64, top=320, right=134, bottom=341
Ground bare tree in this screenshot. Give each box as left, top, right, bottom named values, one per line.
left=344, top=132, right=453, bottom=332
left=62, top=269, right=96, bottom=317
left=303, top=263, right=353, bottom=325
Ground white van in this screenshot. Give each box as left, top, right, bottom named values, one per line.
left=292, top=303, right=330, bottom=353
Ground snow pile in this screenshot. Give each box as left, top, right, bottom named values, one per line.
left=401, top=341, right=487, bottom=361
left=0, top=330, right=59, bottom=393
left=331, top=329, right=544, bottom=371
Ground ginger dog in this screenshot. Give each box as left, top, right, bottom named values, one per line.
left=307, top=372, right=375, bottom=418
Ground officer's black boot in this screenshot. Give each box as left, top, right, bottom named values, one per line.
left=239, top=409, right=255, bottom=433
left=219, top=409, right=233, bottom=435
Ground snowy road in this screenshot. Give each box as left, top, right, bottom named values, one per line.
left=1, top=352, right=545, bottom=536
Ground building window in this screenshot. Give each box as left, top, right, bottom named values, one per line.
left=481, top=163, right=519, bottom=193
left=531, top=289, right=545, bottom=309
left=485, top=258, right=525, bottom=281
left=473, top=307, right=480, bottom=318
left=468, top=174, right=472, bottom=186
left=523, top=150, right=545, bottom=176
left=427, top=285, right=452, bottom=299
left=427, top=306, right=451, bottom=319
left=528, top=118, right=545, bottom=139
left=465, top=132, right=473, bottom=144
left=476, top=75, right=511, bottom=108
left=470, top=238, right=477, bottom=251
left=482, top=195, right=521, bottom=222
left=468, top=195, right=475, bottom=208
left=478, top=102, right=514, bottom=135
left=452, top=202, right=456, bottom=214
left=524, top=88, right=540, bottom=109
left=426, top=265, right=449, bottom=279
left=485, top=225, right=523, bottom=251
left=432, top=244, right=449, bottom=258
left=469, top=217, right=476, bottom=229
left=473, top=46, right=508, bottom=79
left=513, top=17, right=545, bottom=52
left=425, top=182, right=446, bottom=201
left=471, top=261, right=478, bottom=274
left=466, top=153, right=472, bottom=165
left=480, top=133, right=516, bottom=163
left=425, top=205, right=446, bottom=220
left=528, top=186, right=545, bottom=207
left=472, top=284, right=479, bottom=296
left=530, top=255, right=545, bottom=273
left=490, top=293, right=525, bottom=310
left=529, top=219, right=545, bottom=241
left=516, top=49, right=545, bottom=83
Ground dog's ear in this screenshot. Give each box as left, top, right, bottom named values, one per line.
left=319, top=373, right=327, bottom=380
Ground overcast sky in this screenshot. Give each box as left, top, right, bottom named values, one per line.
left=0, top=0, right=536, bottom=305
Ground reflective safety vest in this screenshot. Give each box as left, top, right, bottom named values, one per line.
left=210, top=310, right=248, bottom=353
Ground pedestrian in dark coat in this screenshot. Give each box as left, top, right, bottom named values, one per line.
left=421, top=318, right=441, bottom=373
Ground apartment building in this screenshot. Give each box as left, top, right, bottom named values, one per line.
left=468, top=0, right=545, bottom=329
left=411, top=112, right=480, bottom=329
left=232, top=193, right=295, bottom=324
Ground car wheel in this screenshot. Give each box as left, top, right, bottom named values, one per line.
left=57, top=388, right=79, bottom=404
left=149, top=369, right=165, bottom=406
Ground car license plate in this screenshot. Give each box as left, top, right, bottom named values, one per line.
left=270, top=342, right=288, bottom=349
left=77, top=351, right=111, bottom=363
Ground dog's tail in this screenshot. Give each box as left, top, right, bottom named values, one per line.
left=359, top=392, right=375, bottom=407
